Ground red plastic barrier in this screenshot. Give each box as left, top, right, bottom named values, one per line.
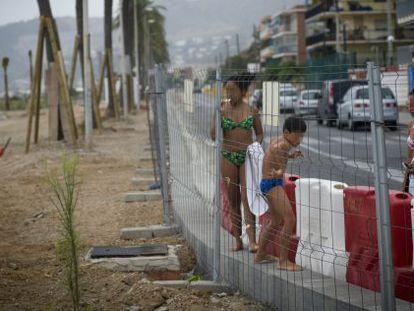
left=344, top=186, right=414, bottom=301
left=259, top=174, right=300, bottom=262
left=395, top=267, right=414, bottom=303
left=344, top=187, right=413, bottom=267
left=221, top=178, right=236, bottom=236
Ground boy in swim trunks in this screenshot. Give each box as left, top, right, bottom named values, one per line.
left=255, top=116, right=306, bottom=271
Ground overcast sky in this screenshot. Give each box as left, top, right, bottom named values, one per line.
left=0, top=0, right=122, bottom=26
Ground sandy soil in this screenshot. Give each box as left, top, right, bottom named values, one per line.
left=0, top=107, right=269, bottom=310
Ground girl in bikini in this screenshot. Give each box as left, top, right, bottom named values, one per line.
left=403, top=90, right=414, bottom=194
left=210, top=73, right=263, bottom=252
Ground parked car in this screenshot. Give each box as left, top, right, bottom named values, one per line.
left=250, top=89, right=262, bottom=111
left=294, top=89, right=321, bottom=116
left=336, top=85, right=398, bottom=131
left=317, top=79, right=368, bottom=126
left=279, top=87, right=298, bottom=113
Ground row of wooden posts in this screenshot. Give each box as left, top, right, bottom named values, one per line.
left=26, top=16, right=126, bottom=154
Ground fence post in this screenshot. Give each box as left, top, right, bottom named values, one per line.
left=145, top=70, right=159, bottom=185
left=154, top=65, right=171, bottom=226
left=368, top=61, right=396, bottom=310
left=213, top=68, right=223, bottom=282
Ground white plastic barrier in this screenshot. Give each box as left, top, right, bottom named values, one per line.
left=295, top=178, right=348, bottom=281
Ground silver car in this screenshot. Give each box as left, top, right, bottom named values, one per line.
left=294, top=89, right=321, bottom=116
left=336, top=85, right=398, bottom=131
left=279, top=87, right=298, bottom=112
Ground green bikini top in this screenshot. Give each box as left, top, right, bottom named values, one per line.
left=222, top=115, right=254, bottom=131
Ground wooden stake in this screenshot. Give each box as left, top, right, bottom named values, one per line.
left=69, top=35, right=80, bottom=91
left=90, top=57, right=102, bottom=132
left=97, top=56, right=107, bottom=106
left=47, top=63, right=59, bottom=141
left=26, top=18, right=45, bottom=154
left=107, top=49, right=121, bottom=120
left=44, top=17, right=78, bottom=146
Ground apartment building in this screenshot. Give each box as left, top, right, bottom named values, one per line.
left=259, top=6, right=307, bottom=65
left=305, top=0, right=414, bottom=65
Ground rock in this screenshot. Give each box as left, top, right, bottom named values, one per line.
left=32, top=211, right=46, bottom=220
left=139, top=297, right=165, bottom=311
left=216, top=292, right=227, bottom=298
left=210, top=297, right=220, bottom=304
left=126, top=306, right=142, bottom=311
left=8, top=263, right=18, bottom=270
left=122, top=275, right=136, bottom=286
left=155, top=307, right=168, bottom=311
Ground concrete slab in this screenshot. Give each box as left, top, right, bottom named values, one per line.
left=153, top=280, right=231, bottom=293
left=120, top=224, right=180, bottom=240
left=85, top=245, right=180, bottom=272
left=135, top=168, right=156, bottom=177
left=131, top=177, right=155, bottom=187
left=171, top=192, right=414, bottom=311
left=124, top=191, right=161, bottom=202
left=139, top=156, right=153, bottom=163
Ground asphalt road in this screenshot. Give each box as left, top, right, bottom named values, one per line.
left=183, top=93, right=409, bottom=191
left=264, top=116, right=407, bottom=191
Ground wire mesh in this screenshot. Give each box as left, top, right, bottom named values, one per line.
left=149, top=63, right=414, bottom=310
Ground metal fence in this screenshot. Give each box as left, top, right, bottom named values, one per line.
left=147, top=63, right=414, bottom=310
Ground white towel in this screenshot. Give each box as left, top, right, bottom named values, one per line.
left=246, top=142, right=268, bottom=216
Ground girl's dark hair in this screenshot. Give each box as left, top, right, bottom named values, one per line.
left=224, top=72, right=256, bottom=94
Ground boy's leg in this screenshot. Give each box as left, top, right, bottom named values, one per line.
left=222, top=157, right=242, bottom=251
left=239, top=163, right=258, bottom=252
left=255, top=186, right=282, bottom=263
left=267, top=186, right=302, bottom=271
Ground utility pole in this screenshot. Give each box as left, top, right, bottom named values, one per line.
left=120, top=0, right=128, bottom=118
left=386, top=0, right=394, bottom=66
left=236, top=33, right=240, bottom=55
left=133, top=1, right=141, bottom=107
left=82, top=0, right=92, bottom=147
left=224, top=39, right=230, bottom=59
left=342, top=24, right=347, bottom=53
left=335, top=0, right=341, bottom=53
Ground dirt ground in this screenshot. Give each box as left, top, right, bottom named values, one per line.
left=0, top=107, right=269, bottom=310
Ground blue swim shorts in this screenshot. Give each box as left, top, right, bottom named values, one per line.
left=260, top=178, right=284, bottom=195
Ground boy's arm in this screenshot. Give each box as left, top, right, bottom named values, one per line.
left=288, top=150, right=303, bottom=159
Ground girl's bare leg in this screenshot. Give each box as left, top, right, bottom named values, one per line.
left=222, top=157, right=242, bottom=251
left=239, top=163, right=258, bottom=252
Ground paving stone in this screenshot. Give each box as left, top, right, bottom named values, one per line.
left=120, top=225, right=180, bottom=240
left=124, top=191, right=161, bottom=202
left=85, top=245, right=180, bottom=272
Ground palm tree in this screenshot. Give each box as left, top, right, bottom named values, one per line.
left=122, top=0, right=135, bottom=112
left=131, top=0, right=169, bottom=96
left=145, top=8, right=169, bottom=65
left=104, top=0, right=116, bottom=118
left=75, top=0, right=84, bottom=85
left=37, top=0, right=64, bottom=139
left=37, top=0, right=62, bottom=63
left=2, top=57, right=10, bottom=111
